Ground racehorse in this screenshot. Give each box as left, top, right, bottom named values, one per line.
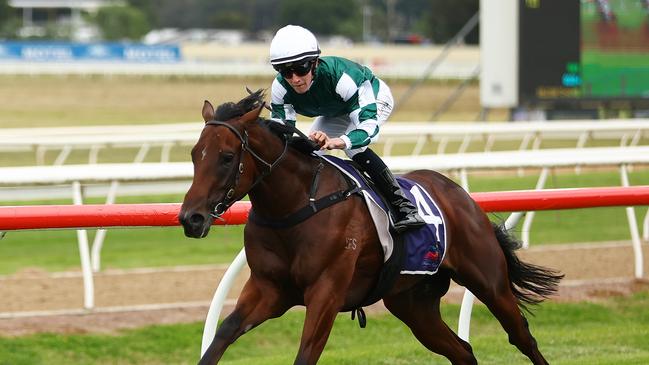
left=178, top=90, right=563, bottom=365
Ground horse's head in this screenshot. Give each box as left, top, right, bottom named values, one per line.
left=179, top=90, right=271, bottom=238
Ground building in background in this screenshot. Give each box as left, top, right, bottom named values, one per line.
left=8, top=0, right=119, bottom=41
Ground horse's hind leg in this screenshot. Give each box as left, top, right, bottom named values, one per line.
left=471, top=283, right=548, bottom=365
left=454, top=248, right=549, bottom=364
left=199, top=275, right=291, bottom=365
left=383, top=277, right=477, bottom=365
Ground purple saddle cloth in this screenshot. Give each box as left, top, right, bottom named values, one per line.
left=322, top=155, right=446, bottom=275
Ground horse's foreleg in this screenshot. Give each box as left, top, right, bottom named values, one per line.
left=293, top=279, right=346, bottom=365
left=199, top=275, right=290, bottom=365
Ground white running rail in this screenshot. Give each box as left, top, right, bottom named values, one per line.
left=1, top=119, right=647, bottom=165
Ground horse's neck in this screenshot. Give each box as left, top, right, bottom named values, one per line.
left=247, top=129, right=330, bottom=218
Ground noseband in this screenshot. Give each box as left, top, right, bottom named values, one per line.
left=204, top=120, right=289, bottom=219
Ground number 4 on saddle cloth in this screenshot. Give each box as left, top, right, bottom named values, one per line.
left=322, top=155, right=447, bottom=276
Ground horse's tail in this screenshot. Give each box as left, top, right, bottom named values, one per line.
left=493, top=222, right=564, bottom=312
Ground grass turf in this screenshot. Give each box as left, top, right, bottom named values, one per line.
left=1, top=291, right=648, bottom=364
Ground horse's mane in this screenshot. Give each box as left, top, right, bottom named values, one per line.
left=214, top=89, right=265, bottom=121
left=215, top=88, right=318, bottom=155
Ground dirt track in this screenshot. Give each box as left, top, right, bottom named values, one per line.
left=1, top=241, right=648, bottom=336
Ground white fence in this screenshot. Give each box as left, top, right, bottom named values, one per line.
left=2, top=119, right=648, bottom=165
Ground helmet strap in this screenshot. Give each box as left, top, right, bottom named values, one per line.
left=310, top=58, right=319, bottom=76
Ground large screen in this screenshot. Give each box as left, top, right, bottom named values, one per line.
left=519, top=0, right=649, bottom=105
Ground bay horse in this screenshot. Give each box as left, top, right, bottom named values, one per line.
left=178, top=90, right=563, bottom=365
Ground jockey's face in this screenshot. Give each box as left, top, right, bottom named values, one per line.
left=285, top=70, right=313, bottom=94
left=276, top=59, right=316, bottom=94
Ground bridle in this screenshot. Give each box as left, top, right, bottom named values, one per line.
left=204, top=119, right=289, bottom=220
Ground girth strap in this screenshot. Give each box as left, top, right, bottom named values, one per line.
left=248, top=159, right=361, bottom=229
left=249, top=185, right=361, bottom=229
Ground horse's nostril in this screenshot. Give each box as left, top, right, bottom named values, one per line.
left=189, top=213, right=205, bottom=225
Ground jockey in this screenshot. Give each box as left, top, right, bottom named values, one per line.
left=268, top=24, right=425, bottom=233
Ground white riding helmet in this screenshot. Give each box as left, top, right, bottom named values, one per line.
left=269, top=25, right=321, bottom=65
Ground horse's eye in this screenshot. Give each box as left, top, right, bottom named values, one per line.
left=221, top=153, right=234, bottom=165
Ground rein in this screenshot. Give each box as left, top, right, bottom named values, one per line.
left=204, top=119, right=289, bottom=220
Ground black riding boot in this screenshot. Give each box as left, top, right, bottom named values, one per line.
left=352, top=149, right=425, bottom=233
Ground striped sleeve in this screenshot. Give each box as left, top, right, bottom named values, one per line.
left=270, top=78, right=296, bottom=126
left=334, top=73, right=379, bottom=149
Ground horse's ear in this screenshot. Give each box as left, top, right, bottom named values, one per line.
left=202, top=100, right=215, bottom=123
left=238, top=102, right=265, bottom=125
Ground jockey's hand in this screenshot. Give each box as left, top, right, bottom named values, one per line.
left=309, top=130, right=329, bottom=148
left=323, top=137, right=346, bottom=150
left=309, top=131, right=346, bottom=150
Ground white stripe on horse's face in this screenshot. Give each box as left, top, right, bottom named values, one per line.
left=201, top=147, right=207, bottom=161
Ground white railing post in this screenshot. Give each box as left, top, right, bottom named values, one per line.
left=457, top=179, right=474, bottom=341
left=643, top=208, right=649, bottom=242
left=459, top=168, right=469, bottom=192
left=458, top=134, right=472, bottom=154
left=161, top=142, right=173, bottom=163
left=521, top=167, right=549, bottom=248
left=437, top=137, right=449, bottom=154
left=89, top=145, right=101, bottom=164
left=412, top=135, right=427, bottom=156
left=201, top=248, right=248, bottom=357
left=484, top=134, right=496, bottom=152
left=505, top=212, right=525, bottom=231
left=36, top=145, right=47, bottom=165
left=91, top=180, right=119, bottom=272
left=620, top=165, right=644, bottom=278
left=457, top=290, right=475, bottom=341
left=72, top=181, right=95, bottom=309
left=574, top=131, right=589, bottom=174
left=134, top=143, right=151, bottom=163
left=53, top=145, right=72, bottom=166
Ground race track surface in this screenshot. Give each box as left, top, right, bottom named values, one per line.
left=1, top=241, right=648, bottom=336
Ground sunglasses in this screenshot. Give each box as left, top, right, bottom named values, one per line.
left=274, top=60, right=314, bottom=78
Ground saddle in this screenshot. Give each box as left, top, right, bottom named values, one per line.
left=320, top=156, right=446, bottom=276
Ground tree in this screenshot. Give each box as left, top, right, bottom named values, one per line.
left=129, top=0, right=280, bottom=33
left=127, top=0, right=158, bottom=28
left=94, top=5, right=151, bottom=41
left=0, top=0, right=20, bottom=39
left=423, top=0, right=479, bottom=44
left=0, top=0, right=10, bottom=23
left=147, top=0, right=223, bottom=29
left=203, top=0, right=250, bottom=29
left=125, top=0, right=474, bottom=44
left=276, top=0, right=361, bottom=39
